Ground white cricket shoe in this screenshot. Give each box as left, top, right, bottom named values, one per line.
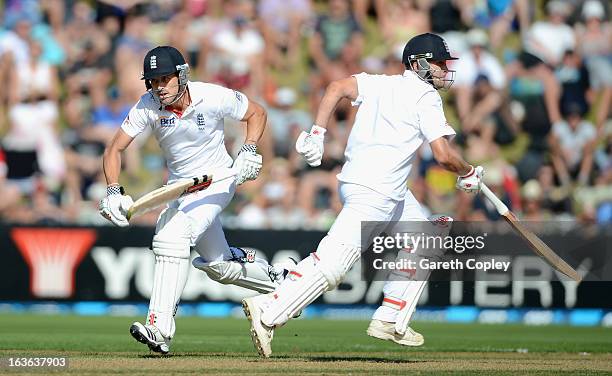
left=129, top=322, right=171, bottom=354
left=366, top=319, right=424, bottom=346
left=242, top=297, right=274, bottom=358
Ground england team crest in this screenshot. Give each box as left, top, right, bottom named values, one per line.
left=196, top=113, right=205, bottom=130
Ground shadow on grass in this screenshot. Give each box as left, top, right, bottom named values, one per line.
left=135, top=352, right=428, bottom=364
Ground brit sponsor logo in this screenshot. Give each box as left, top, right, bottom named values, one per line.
left=160, top=116, right=176, bottom=127
left=11, top=228, right=97, bottom=298
left=150, top=55, right=157, bottom=69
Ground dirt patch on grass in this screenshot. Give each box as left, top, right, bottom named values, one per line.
left=1, top=350, right=610, bottom=375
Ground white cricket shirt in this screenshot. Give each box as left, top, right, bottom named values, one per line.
left=337, top=71, right=456, bottom=200
left=121, top=81, right=249, bottom=182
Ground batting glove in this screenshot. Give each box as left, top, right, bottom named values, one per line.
left=456, top=165, right=484, bottom=193
left=296, top=125, right=326, bottom=167
left=99, top=185, right=134, bottom=227
left=232, top=144, right=263, bottom=185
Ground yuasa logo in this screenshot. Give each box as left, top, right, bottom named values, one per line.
left=160, top=116, right=175, bottom=127
left=11, top=228, right=97, bottom=298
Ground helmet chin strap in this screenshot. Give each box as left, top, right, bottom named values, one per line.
left=153, top=82, right=187, bottom=107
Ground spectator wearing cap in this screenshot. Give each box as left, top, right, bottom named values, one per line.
left=549, top=102, right=597, bottom=186
left=523, top=0, right=576, bottom=68
left=207, top=0, right=265, bottom=97
left=520, top=179, right=551, bottom=220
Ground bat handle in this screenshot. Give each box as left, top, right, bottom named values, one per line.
left=480, top=183, right=510, bottom=216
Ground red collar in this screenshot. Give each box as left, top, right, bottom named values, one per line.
left=167, top=107, right=183, bottom=118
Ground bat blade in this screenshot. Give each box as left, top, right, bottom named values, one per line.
left=126, top=168, right=238, bottom=220
left=502, top=213, right=582, bottom=282
left=126, top=177, right=210, bottom=220
left=479, top=183, right=581, bottom=282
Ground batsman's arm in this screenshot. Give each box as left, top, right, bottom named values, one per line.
left=429, top=137, right=472, bottom=176
left=103, top=129, right=135, bottom=186
left=314, top=76, right=359, bottom=129
left=241, top=98, right=267, bottom=146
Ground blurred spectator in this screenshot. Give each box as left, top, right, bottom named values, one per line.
left=520, top=179, right=551, bottom=220
left=235, top=193, right=268, bottom=229
left=536, top=163, right=572, bottom=214
left=0, top=16, right=31, bottom=73
left=257, top=0, right=312, bottom=71
left=470, top=0, right=531, bottom=49
left=206, top=0, right=265, bottom=96
left=377, top=0, right=430, bottom=48
left=308, top=0, right=364, bottom=111
left=0, top=147, right=22, bottom=219
left=507, top=50, right=562, bottom=181
left=264, top=159, right=307, bottom=229
left=9, top=38, right=59, bottom=105
left=453, top=29, right=507, bottom=131
left=297, top=164, right=342, bottom=228
left=594, top=126, right=612, bottom=182
left=523, top=0, right=575, bottom=67
left=420, top=0, right=473, bottom=34
left=114, top=4, right=152, bottom=102
left=556, top=49, right=592, bottom=118
left=267, top=87, right=312, bottom=158
left=382, top=44, right=406, bottom=75
left=549, top=102, right=597, bottom=186
left=4, top=37, right=65, bottom=193
left=574, top=0, right=612, bottom=133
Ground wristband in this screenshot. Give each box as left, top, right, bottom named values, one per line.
left=107, top=185, right=125, bottom=196
left=240, top=144, right=258, bottom=154
left=459, top=166, right=475, bottom=178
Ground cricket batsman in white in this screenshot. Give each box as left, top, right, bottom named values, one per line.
left=99, top=46, right=291, bottom=354
left=242, top=33, right=485, bottom=357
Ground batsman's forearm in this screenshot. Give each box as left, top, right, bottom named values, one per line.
left=245, top=110, right=267, bottom=145
left=314, top=85, right=345, bottom=128
left=430, top=138, right=472, bottom=175
left=102, top=148, right=122, bottom=186
left=438, top=148, right=472, bottom=176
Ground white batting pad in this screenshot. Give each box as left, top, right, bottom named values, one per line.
left=378, top=215, right=454, bottom=335
left=192, top=255, right=278, bottom=293
left=261, top=236, right=361, bottom=327
left=147, top=208, right=192, bottom=338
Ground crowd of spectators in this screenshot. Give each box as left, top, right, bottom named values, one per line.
left=0, top=0, right=610, bottom=229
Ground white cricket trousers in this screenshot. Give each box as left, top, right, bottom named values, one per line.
left=167, top=176, right=236, bottom=261
left=333, top=182, right=429, bottom=325
left=330, top=182, right=428, bottom=247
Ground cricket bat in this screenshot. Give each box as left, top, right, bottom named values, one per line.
left=126, top=168, right=238, bottom=220
left=479, top=183, right=582, bottom=282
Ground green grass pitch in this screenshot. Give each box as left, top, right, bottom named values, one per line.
left=0, top=313, right=610, bottom=375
